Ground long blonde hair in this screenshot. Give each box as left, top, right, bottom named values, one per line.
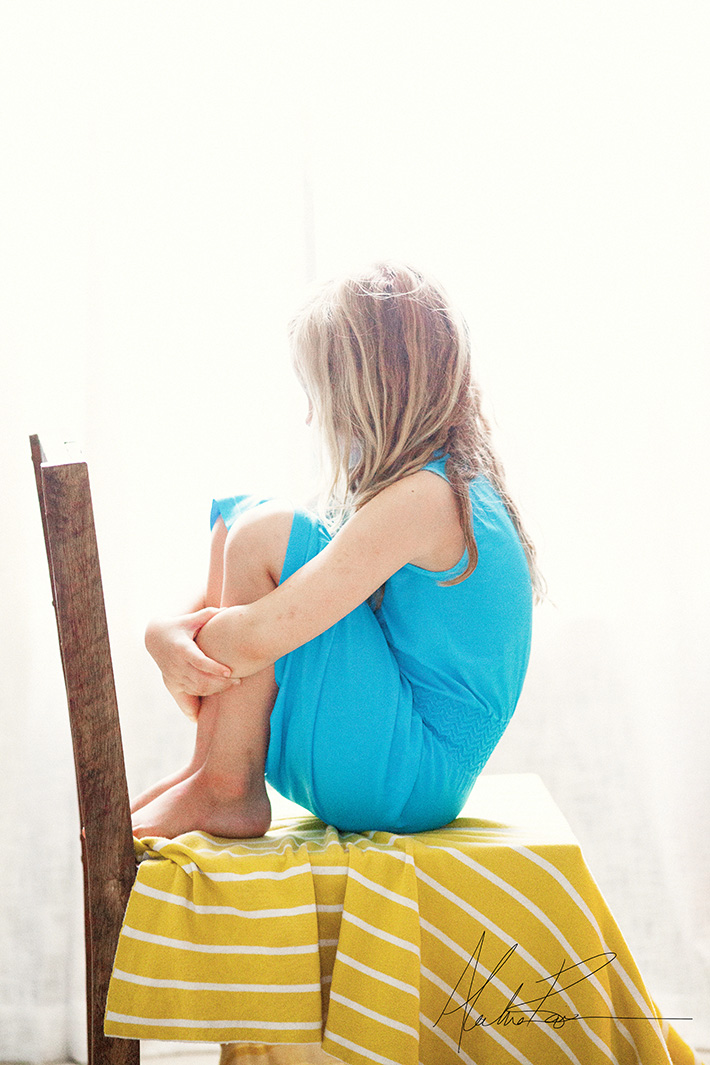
left=290, top=262, right=543, bottom=598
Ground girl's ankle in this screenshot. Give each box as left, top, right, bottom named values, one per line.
left=196, top=765, right=263, bottom=803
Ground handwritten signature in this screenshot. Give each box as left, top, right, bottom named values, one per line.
left=435, top=932, right=691, bottom=1053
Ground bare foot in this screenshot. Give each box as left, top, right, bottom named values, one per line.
left=130, top=764, right=197, bottom=814
left=131, top=768, right=272, bottom=840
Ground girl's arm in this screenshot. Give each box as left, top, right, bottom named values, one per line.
left=196, top=471, right=458, bottom=677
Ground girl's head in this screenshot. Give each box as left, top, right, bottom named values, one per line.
left=289, top=262, right=473, bottom=506
left=289, top=261, right=543, bottom=596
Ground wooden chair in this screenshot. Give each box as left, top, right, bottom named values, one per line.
left=30, top=435, right=140, bottom=1065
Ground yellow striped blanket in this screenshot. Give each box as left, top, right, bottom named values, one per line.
left=105, top=775, right=702, bottom=1065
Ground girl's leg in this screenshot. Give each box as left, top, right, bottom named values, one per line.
left=130, top=518, right=230, bottom=813
left=132, top=504, right=293, bottom=839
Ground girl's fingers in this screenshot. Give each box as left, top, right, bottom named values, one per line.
left=184, top=640, right=232, bottom=678
left=196, top=657, right=232, bottom=679
left=181, top=667, right=241, bottom=696
left=190, top=606, right=223, bottom=630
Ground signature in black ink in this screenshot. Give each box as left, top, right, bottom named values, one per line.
left=435, top=931, right=692, bottom=1053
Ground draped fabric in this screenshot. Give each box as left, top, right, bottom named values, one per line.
left=106, top=776, right=703, bottom=1065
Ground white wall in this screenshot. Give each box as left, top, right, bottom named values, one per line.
left=2, top=3, right=708, bottom=1059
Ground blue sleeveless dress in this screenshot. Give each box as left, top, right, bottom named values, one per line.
left=210, top=456, right=532, bottom=833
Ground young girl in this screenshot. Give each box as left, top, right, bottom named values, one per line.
left=131, top=262, right=540, bottom=840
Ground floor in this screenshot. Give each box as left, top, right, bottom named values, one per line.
left=139, top=1052, right=220, bottom=1064
left=47, top=1043, right=710, bottom=1060
left=140, top=1054, right=219, bottom=1064
left=51, top=1048, right=220, bottom=1065
left=42, top=1042, right=710, bottom=1064
left=48, top=1044, right=710, bottom=1065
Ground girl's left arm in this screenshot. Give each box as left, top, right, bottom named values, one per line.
left=196, top=472, right=448, bottom=677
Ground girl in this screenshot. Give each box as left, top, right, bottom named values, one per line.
left=131, top=263, right=540, bottom=840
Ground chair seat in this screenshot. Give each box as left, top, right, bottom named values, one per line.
left=105, top=774, right=691, bottom=1065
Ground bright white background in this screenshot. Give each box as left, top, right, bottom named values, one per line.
left=1, top=3, right=708, bottom=1060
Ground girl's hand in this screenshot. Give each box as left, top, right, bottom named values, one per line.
left=163, top=684, right=202, bottom=724
left=145, top=608, right=238, bottom=716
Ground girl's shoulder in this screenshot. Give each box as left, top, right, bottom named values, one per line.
left=361, top=468, right=459, bottom=535
left=376, top=466, right=457, bottom=509
left=380, top=468, right=463, bottom=573
left=417, top=455, right=501, bottom=513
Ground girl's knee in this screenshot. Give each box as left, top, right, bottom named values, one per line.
left=225, top=500, right=294, bottom=550
left=223, top=501, right=294, bottom=591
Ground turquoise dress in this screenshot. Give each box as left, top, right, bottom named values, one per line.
left=210, top=456, right=532, bottom=833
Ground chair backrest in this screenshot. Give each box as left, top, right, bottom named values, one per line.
left=30, top=434, right=139, bottom=1065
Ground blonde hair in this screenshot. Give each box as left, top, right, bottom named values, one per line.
left=290, top=262, right=543, bottom=599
